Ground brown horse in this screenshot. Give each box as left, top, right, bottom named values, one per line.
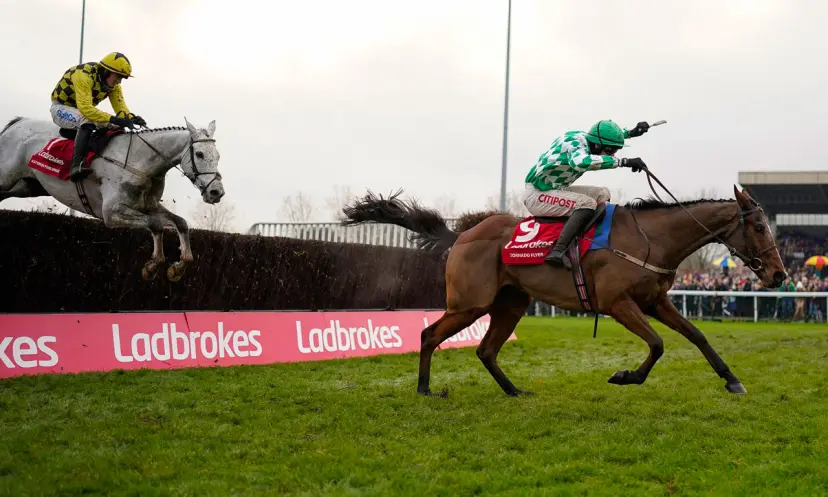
left=341, top=185, right=787, bottom=397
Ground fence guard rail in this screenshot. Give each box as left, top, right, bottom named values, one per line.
left=666, top=290, right=828, bottom=323
left=533, top=290, right=828, bottom=323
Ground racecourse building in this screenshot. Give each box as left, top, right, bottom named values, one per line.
left=738, top=171, right=828, bottom=273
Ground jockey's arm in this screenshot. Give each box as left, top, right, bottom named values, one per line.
left=69, top=70, right=115, bottom=124
left=107, top=85, right=133, bottom=119
left=566, top=140, right=619, bottom=171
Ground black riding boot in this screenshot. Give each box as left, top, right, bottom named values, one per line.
left=68, top=124, right=94, bottom=182
left=544, top=208, right=595, bottom=269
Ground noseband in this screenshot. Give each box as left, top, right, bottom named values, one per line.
left=718, top=204, right=778, bottom=272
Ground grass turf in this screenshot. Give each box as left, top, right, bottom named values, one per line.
left=1, top=316, right=827, bottom=496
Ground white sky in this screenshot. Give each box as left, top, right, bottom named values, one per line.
left=1, top=0, right=826, bottom=231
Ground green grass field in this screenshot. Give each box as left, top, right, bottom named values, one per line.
left=1, top=317, right=827, bottom=496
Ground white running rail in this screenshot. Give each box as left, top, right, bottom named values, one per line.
left=247, top=220, right=460, bottom=249
left=532, top=290, right=828, bottom=323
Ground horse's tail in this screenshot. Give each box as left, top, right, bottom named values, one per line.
left=341, top=189, right=459, bottom=253
left=0, top=117, right=24, bottom=137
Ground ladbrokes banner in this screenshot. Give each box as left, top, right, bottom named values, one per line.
left=0, top=311, right=510, bottom=379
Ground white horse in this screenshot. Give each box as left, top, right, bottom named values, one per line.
left=0, top=116, right=225, bottom=281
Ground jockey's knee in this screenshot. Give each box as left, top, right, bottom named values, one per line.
left=596, top=187, right=611, bottom=203
left=580, top=196, right=598, bottom=210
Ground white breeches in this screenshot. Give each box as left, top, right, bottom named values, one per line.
left=49, top=103, right=111, bottom=129
left=522, top=184, right=610, bottom=217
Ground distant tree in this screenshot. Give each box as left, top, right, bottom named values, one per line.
left=484, top=189, right=527, bottom=217
left=280, top=191, right=315, bottom=222
left=433, top=194, right=458, bottom=218
left=191, top=201, right=237, bottom=232
left=325, top=185, right=354, bottom=222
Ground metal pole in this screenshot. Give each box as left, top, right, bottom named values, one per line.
left=753, top=296, right=758, bottom=323
left=79, top=0, right=86, bottom=64
left=498, top=0, right=512, bottom=212
left=67, top=0, right=86, bottom=219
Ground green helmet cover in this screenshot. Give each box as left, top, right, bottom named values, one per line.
left=586, top=120, right=625, bottom=148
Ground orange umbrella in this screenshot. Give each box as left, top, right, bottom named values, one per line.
left=804, top=255, right=828, bottom=269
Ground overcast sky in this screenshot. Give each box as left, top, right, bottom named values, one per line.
left=1, top=0, right=826, bottom=231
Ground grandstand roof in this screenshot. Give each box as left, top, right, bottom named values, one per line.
left=738, top=171, right=828, bottom=215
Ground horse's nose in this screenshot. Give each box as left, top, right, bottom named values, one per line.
left=773, top=271, right=786, bottom=286
left=209, top=188, right=222, bottom=198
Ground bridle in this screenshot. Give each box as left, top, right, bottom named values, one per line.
left=643, top=169, right=779, bottom=273
left=131, top=129, right=222, bottom=196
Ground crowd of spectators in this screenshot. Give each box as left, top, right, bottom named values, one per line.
left=670, top=232, right=827, bottom=322
left=670, top=267, right=826, bottom=322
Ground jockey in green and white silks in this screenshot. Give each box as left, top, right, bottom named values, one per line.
left=522, top=119, right=651, bottom=268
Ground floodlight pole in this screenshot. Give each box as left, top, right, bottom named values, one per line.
left=79, top=0, right=86, bottom=64
left=498, top=0, right=512, bottom=212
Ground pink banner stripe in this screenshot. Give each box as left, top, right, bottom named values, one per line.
left=0, top=311, right=515, bottom=379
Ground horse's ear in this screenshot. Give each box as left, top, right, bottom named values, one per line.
left=207, top=120, right=216, bottom=137
left=184, top=116, right=197, bottom=136
left=733, top=185, right=747, bottom=204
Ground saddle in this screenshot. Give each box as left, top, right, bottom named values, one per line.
left=58, top=127, right=124, bottom=157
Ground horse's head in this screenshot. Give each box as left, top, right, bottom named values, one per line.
left=730, top=185, right=787, bottom=288
left=183, top=117, right=224, bottom=204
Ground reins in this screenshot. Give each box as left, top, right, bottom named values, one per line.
left=98, top=126, right=220, bottom=196
left=641, top=168, right=778, bottom=272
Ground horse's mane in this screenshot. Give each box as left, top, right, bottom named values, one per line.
left=128, top=126, right=190, bottom=134
left=623, top=196, right=735, bottom=211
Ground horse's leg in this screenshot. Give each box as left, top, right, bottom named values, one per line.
left=475, top=286, right=532, bottom=396
left=102, top=202, right=165, bottom=279
left=647, top=295, right=747, bottom=394
left=606, top=297, right=665, bottom=386
left=141, top=228, right=165, bottom=281
left=418, top=308, right=487, bottom=396
left=148, top=205, right=192, bottom=282
left=0, top=179, right=47, bottom=201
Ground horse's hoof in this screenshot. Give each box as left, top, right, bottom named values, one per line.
left=608, top=370, right=642, bottom=385
left=166, top=264, right=185, bottom=282
left=608, top=370, right=628, bottom=384
left=142, top=261, right=161, bottom=281
left=726, top=382, right=747, bottom=394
